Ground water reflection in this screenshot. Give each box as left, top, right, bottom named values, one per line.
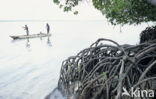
left=11, top=36, right=52, bottom=48
left=47, top=37, right=52, bottom=47
left=26, top=39, right=30, bottom=48
left=40, top=37, right=42, bottom=41
left=40, top=32, right=43, bottom=41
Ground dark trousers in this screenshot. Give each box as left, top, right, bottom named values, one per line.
left=26, top=30, right=29, bottom=36
left=47, top=29, right=50, bottom=34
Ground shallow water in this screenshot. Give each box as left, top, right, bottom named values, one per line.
left=0, top=20, right=150, bottom=99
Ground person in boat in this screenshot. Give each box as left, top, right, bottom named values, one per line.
left=46, top=23, right=50, bottom=34
left=23, top=25, right=29, bottom=36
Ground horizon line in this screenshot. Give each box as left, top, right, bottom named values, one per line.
left=0, top=19, right=106, bottom=22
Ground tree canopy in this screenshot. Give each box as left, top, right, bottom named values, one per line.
left=53, top=0, right=156, bottom=25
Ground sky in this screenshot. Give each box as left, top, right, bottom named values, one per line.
left=0, top=0, right=105, bottom=20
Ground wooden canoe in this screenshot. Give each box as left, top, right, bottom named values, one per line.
left=10, top=33, right=51, bottom=39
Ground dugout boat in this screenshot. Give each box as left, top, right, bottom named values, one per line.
left=10, top=33, right=51, bottom=40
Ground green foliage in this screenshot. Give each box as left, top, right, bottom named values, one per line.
left=68, top=63, right=71, bottom=67
left=74, top=11, right=78, bottom=15
left=103, top=72, right=107, bottom=79
left=97, top=0, right=156, bottom=25
left=78, top=64, right=80, bottom=73
left=68, top=63, right=72, bottom=72
left=59, top=4, right=63, bottom=8
left=53, top=0, right=59, bottom=4
left=53, top=0, right=156, bottom=25
left=64, top=6, right=72, bottom=12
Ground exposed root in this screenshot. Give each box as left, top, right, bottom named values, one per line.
left=58, top=38, right=156, bottom=99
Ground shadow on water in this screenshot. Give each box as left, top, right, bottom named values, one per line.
left=11, top=37, right=52, bottom=48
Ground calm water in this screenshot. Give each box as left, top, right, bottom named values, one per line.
left=0, top=20, right=149, bottom=99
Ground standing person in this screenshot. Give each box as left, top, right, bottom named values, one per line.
left=23, top=25, right=29, bottom=36
left=46, top=23, right=50, bottom=34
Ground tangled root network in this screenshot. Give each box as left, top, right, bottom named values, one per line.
left=58, top=38, right=156, bottom=99
left=140, top=26, right=156, bottom=44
